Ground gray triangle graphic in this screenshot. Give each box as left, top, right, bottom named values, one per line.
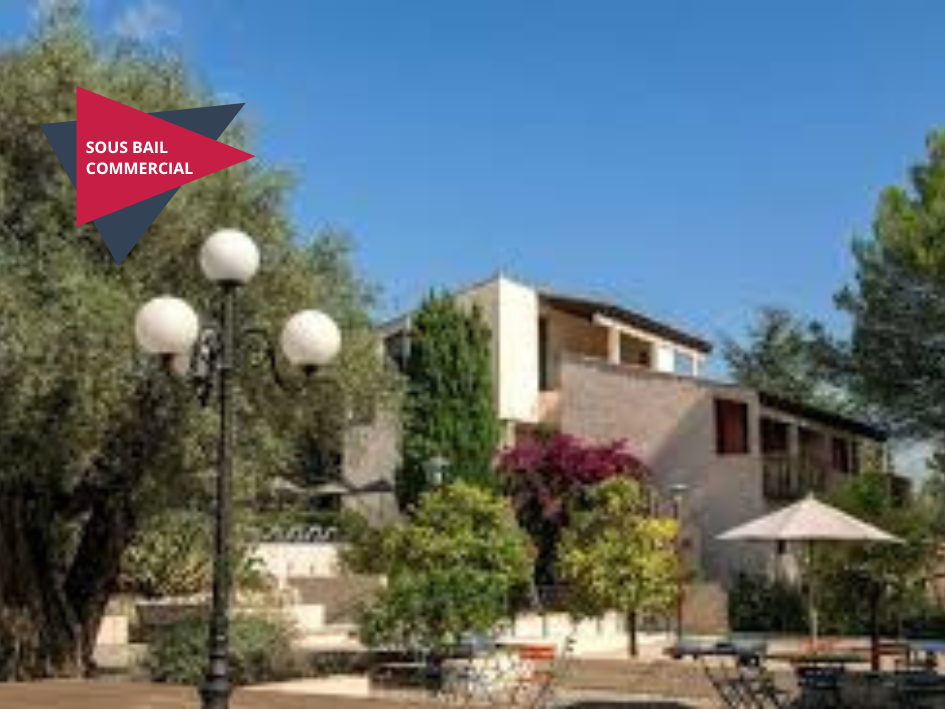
left=41, top=102, right=245, bottom=264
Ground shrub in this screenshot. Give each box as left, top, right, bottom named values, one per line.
left=337, top=509, right=391, bottom=575
left=359, top=482, right=533, bottom=651
left=498, top=432, right=649, bottom=586
left=728, top=572, right=807, bottom=634
left=122, top=509, right=269, bottom=598
left=147, top=613, right=297, bottom=686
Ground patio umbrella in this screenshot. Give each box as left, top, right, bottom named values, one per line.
left=718, top=493, right=901, bottom=643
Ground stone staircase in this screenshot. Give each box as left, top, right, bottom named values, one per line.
left=285, top=575, right=383, bottom=648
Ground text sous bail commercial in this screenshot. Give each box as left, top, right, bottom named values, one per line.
left=84, top=140, right=194, bottom=175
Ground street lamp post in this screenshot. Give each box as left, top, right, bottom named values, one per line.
left=134, top=229, right=341, bottom=709
left=669, top=482, right=689, bottom=643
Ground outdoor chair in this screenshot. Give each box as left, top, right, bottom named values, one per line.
left=795, top=664, right=845, bottom=708
left=698, top=649, right=790, bottom=709
left=507, top=634, right=577, bottom=709
left=893, top=668, right=945, bottom=709
left=701, top=659, right=755, bottom=708
left=437, top=648, right=522, bottom=706
left=736, top=660, right=792, bottom=709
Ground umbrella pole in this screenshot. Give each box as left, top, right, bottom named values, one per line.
left=807, top=541, right=818, bottom=646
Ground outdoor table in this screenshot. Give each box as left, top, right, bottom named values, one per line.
left=766, top=650, right=866, bottom=668
left=668, top=638, right=767, bottom=663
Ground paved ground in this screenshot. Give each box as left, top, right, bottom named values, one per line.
left=0, top=681, right=415, bottom=709
left=0, top=681, right=713, bottom=708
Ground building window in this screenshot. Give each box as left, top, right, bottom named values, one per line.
left=761, top=417, right=789, bottom=454
left=673, top=350, right=696, bottom=376
left=832, top=437, right=852, bottom=474
left=715, top=398, right=750, bottom=455
left=620, top=333, right=651, bottom=368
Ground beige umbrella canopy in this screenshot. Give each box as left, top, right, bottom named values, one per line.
left=718, top=493, right=901, bottom=642
left=719, top=494, right=901, bottom=544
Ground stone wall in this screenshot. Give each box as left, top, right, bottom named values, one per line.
left=559, top=354, right=771, bottom=584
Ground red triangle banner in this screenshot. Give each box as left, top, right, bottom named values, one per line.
left=75, top=87, right=254, bottom=224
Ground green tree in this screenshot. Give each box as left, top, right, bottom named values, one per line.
left=819, top=471, right=937, bottom=668
left=397, top=293, right=499, bottom=508
left=922, top=446, right=945, bottom=536
left=0, top=5, right=392, bottom=678
left=359, top=482, right=532, bottom=651
left=832, top=130, right=945, bottom=439
left=723, top=307, right=847, bottom=411
left=558, top=478, right=678, bottom=657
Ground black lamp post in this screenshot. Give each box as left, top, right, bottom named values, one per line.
left=134, top=229, right=342, bottom=709
left=669, top=481, right=689, bottom=643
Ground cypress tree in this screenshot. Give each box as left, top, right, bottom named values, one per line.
left=397, top=293, right=500, bottom=508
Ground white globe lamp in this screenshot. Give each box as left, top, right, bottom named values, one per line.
left=280, top=310, right=341, bottom=369
left=200, top=229, right=260, bottom=284
left=134, top=296, right=200, bottom=355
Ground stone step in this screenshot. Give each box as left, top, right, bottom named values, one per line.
left=287, top=576, right=383, bottom=624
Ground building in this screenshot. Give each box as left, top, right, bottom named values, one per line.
left=358, top=274, right=899, bottom=583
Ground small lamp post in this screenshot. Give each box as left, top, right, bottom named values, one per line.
left=134, top=229, right=341, bottom=709
left=424, top=455, right=450, bottom=489
left=669, top=482, right=689, bottom=643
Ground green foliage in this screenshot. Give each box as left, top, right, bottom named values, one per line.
left=833, top=131, right=945, bottom=437
left=359, top=482, right=532, bottom=651
left=337, top=509, right=392, bottom=576
left=498, top=432, right=649, bottom=587
left=397, top=293, right=500, bottom=508
left=558, top=478, right=677, bottom=655
left=120, top=509, right=267, bottom=598
left=723, top=307, right=847, bottom=411
left=728, top=572, right=807, bottom=634
left=0, top=5, right=394, bottom=678
left=817, top=470, right=938, bottom=634
left=146, top=613, right=297, bottom=686
left=921, top=446, right=945, bottom=536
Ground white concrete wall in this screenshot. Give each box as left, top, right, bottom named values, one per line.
left=655, top=343, right=675, bottom=373
left=458, top=276, right=541, bottom=424
left=496, top=278, right=540, bottom=423
left=252, top=543, right=343, bottom=586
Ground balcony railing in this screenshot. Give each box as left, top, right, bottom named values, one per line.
left=762, top=454, right=833, bottom=501
left=763, top=454, right=913, bottom=505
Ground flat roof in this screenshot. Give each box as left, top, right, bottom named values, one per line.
left=758, top=391, right=887, bottom=441
left=540, top=289, right=713, bottom=354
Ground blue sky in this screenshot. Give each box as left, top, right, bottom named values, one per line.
left=4, top=1, right=945, bottom=362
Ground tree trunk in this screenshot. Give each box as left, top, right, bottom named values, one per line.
left=869, top=581, right=882, bottom=672
left=0, top=488, right=138, bottom=680
left=0, top=382, right=178, bottom=680
left=626, top=611, right=638, bottom=658
left=65, top=495, right=136, bottom=672
left=0, top=492, right=83, bottom=680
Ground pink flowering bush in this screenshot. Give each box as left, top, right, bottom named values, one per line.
left=497, top=432, right=650, bottom=588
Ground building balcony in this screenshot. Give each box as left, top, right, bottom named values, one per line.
left=762, top=454, right=834, bottom=501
